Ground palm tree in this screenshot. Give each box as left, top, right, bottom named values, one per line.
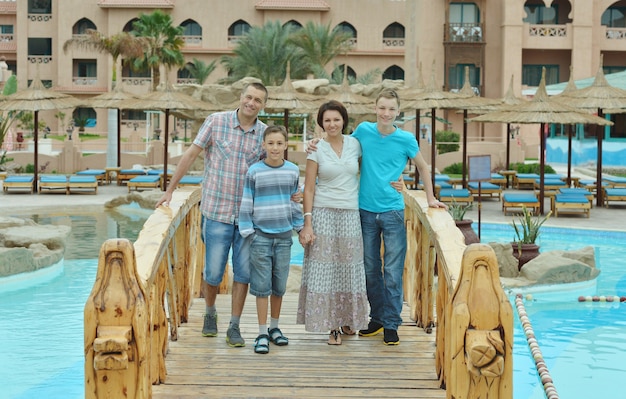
left=131, top=10, right=185, bottom=91
left=185, top=58, right=217, bottom=85
left=63, top=29, right=145, bottom=86
left=288, top=21, right=352, bottom=74
left=220, top=21, right=307, bottom=85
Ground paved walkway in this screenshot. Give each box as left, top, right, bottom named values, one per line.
left=2, top=175, right=625, bottom=231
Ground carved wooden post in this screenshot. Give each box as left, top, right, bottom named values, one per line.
left=446, top=243, right=513, bottom=399
left=85, top=239, right=150, bottom=399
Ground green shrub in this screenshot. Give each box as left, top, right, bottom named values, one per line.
left=442, top=162, right=464, bottom=175
left=435, top=130, right=460, bottom=154
left=510, top=162, right=556, bottom=174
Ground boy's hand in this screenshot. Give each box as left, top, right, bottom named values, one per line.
left=305, top=138, right=320, bottom=154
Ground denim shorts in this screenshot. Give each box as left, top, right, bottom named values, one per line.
left=248, top=234, right=293, bottom=297
left=201, top=216, right=250, bottom=286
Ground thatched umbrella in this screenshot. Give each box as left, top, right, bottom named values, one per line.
left=122, top=84, right=215, bottom=190
left=325, top=65, right=375, bottom=116
left=404, top=62, right=486, bottom=188
left=555, top=56, right=626, bottom=206
left=0, top=77, right=82, bottom=192
left=470, top=68, right=612, bottom=214
left=454, top=67, right=501, bottom=187
left=86, top=82, right=138, bottom=167
left=264, top=63, right=319, bottom=158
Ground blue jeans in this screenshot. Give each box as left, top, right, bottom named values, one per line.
left=248, top=234, right=293, bottom=297
left=201, top=216, right=251, bottom=286
left=359, top=209, right=406, bottom=330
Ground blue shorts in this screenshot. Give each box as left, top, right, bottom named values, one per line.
left=248, top=234, right=292, bottom=297
left=201, top=216, right=251, bottom=286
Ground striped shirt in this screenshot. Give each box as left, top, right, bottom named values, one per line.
left=193, top=110, right=266, bottom=224
left=239, top=160, right=304, bottom=238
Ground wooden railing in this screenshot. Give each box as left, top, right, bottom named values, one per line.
left=84, top=187, right=203, bottom=399
left=403, top=189, right=513, bottom=398
left=85, top=188, right=513, bottom=398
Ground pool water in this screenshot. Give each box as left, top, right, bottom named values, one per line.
left=1, top=216, right=625, bottom=398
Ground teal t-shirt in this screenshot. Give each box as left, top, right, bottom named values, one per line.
left=352, top=121, right=418, bottom=212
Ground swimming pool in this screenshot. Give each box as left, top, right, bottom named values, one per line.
left=1, top=218, right=625, bottom=398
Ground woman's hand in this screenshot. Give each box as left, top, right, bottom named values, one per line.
left=299, top=226, right=316, bottom=246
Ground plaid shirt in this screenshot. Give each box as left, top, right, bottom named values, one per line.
left=193, top=110, right=266, bottom=224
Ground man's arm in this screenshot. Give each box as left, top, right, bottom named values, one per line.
left=155, top=144, right=203, bottom=208
left=412, top=152, right=447, bottom=209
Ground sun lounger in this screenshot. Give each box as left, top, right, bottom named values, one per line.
left=76, top=169, right=106, bottom=185
left=3, top=176, right=35, bottom=193
left=117, top=169, right=146, bottom=186
left=68, top=175, right=98, bottom=194
left=558, top=188, right=594, bottom=205
left=438, top=188, right=473, bottom=205
left=603, top=188, right=626, bottom=207
left=178, top=175, right=203, bottom=187
left=490, top=173, right=507, bottom=188
left=513, top=173, right=540, bottom=189
left=534, top=178, right=567, bottom=192
left=128, top=175, right=160, bottom=192
left=39, top=175, right=69, bottom=194
left=603, top=176, right=626, bottom=188
left=552, top=194, right=591, bottom=218
left=468, top=181, right=502, bottom=200
left=502, top=193, right=539, bottom=215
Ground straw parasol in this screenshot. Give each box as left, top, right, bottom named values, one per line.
left=264, top=62, right=319, bottom=158
left=556, top=56, right=626, bottom=206
left=470, top=68, right=612, bottom=214
left=0, top=76, right=82, bottom=192
left=87, top=81, right=138, bottom=167
left=454, top=67, right=501, bottom=187
left=404, top=61, right=487, bottom=188
left=123, top=84, right=216, bottom=190
left=325, top=65, right=375, bottom=116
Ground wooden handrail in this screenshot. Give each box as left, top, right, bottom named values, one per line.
left=85, top=187, right=202, bottom=399
left=85, top=187, right=512, bottom=399
left=403, top=189, right=513, bottom=398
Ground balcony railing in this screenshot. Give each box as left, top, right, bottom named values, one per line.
left=182, top=35, right=202, bottom=46
left=0, top=33, right=13, bottom=42
left=28, top=55, right=52, bottom=63
left=28, top=13, right=52, bottom=22
left=528, top=24, right=567, bottom=37
left=382, top=36, right=405, bottom=48
left=606, top=27, right=626, bottom=40
left=121, top=77, right=152, bottom=86
left=445, top=22, right=484, bottom=43
left=73, top=77, right=98, bottom=85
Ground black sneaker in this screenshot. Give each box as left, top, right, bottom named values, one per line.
left=383, top=328, right=399, bottom=345
left=358, top=321, right=383, bottom=337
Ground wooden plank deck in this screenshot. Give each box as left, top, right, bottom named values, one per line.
left=153, top=294, right=446, bottom=399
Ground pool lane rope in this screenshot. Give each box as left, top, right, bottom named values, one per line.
left=577, top=295, right=626, bottom=302
left=515, top=293, right=560, bottom=399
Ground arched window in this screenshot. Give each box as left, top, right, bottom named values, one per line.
left=283, top=20, right=302, bottom=30
left=602, top=5, right=626, bottom=28
left=180, top=19, right=202, bottom=36
left=178, top=63, right=194, bottom=83
left=228, top=20, right=251, bottom=37
left=383, top=22, right=405, bottom=47
left=123, top=19, right=138, bottom=33
left=73, top=18, right=96, bottom=35
left=335, top=22, right=357, bottom=45
left=332, top=64, right=356, bottom=82
left=383, top=65, right=404, bottom=81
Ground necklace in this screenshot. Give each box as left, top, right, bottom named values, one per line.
left=328, top=138, right=343, bottom=157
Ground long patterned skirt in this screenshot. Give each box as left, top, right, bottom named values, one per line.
left=296, top=207, right=369, bottom=332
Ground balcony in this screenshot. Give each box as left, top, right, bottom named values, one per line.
left=444, top=23, right=484, bottom=43
left=601, top=26, right=626, bottom=51
left=382, top=36, right=405, bottom=48
left=73, top=77, right=98, bottom=85
left=522, top=23, right=572, bottom=49
left=27, top=55, right=52, bottom=64
left=27, top=13, right=52, bottom=22
left=182, top=35, right=202, bottom=47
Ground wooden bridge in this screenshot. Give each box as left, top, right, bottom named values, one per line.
left=84, top=187, right=513, bottom=399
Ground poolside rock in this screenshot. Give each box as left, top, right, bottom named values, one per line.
left=495, top=245, right=599, bottom=287
left=0, top=220, right=70, bottom=277
left=105, top=190, right=163, bottom=210
left=488, top=242, right=519, bottom=278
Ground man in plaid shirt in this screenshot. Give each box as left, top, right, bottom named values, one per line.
left=156, top=82, right=269, bottom=348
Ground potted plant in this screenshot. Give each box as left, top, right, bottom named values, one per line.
left=510, top=206, right=551, bottom=269
left=448, top=200, right=479, bottom=245
left=74, top=116, right=89, bottom=133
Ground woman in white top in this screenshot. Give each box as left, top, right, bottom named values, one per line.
left=297, top=100, right=368, bottom=345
